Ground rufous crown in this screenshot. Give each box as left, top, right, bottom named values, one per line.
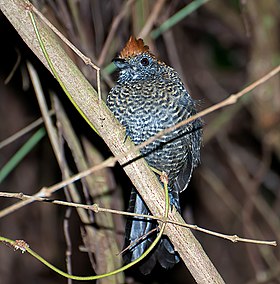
left=119, top=36, right=150, bottom=59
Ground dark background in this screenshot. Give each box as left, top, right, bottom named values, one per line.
left=0, top=1, right=279, bottom=283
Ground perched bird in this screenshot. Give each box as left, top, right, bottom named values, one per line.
left=107, top=36, right=202, bottom=274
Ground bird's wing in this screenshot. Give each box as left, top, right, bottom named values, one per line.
left=174, top=153, right=194, bottom=194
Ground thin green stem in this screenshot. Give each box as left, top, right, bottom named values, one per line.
left=28, top=11, right=98, bottom=133
left=151, top=0, right=210, bottom=39
left=0, top=128, right=45, bottom=183
left=0, top=179, right=170, bottom=280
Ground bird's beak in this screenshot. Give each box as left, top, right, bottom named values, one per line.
left=113, top=57, right=129, bottom=69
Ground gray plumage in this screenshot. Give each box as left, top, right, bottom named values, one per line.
left=107, top=37, right=202, bottom=274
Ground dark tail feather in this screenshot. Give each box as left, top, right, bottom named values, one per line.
left=124, top=189, right=179, bottom=274
left=138, top=236, right=179, bottom=274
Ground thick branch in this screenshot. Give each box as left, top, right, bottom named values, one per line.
left=0, top=1, right=224, bottom=283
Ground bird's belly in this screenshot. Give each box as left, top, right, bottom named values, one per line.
left=125, top=107, right=188, bottom=180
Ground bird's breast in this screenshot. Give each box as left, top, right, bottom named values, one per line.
left=108, top=81, right=187, bottom=143
left=107, top=80, right=198, bottom=183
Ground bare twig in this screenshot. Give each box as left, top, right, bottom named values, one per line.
left=4, top=48, right=21, bottom=84
left=119, top=228, right=158, bottom=256
left=97, top=0, right=134, bottom=66
left=0, top=191, right=276, bottom=247
left=0, top=110, right=54, bottom=150
left=138, top=0, right=166, bottom=39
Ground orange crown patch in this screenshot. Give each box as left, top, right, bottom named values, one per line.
left=119, top=36, right=151, bottom=59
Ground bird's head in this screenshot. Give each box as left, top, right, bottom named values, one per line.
left=113, top=36, right=165, bottom=82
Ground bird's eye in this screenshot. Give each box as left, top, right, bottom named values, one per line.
left=140, top=57, right=149, bottom=66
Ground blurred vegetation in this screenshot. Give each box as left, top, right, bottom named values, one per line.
left=0, top=0, right=279, bottom=283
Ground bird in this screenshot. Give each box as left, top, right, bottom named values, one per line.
left=106, top=36, right=202, bottom=274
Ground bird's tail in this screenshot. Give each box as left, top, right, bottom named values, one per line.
left=123, top=189, right=179, bottom=274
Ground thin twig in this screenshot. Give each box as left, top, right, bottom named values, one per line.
left=118, top=228, right=158, bottom=256
left=0, top=110, right=54, bottom=150
left=4, top=48, right=21, bottom=84
left=138, top=0, right=166, bottom=39
left=0, top=191, right=276, bottom=247
left=97, top=0, right=134, bottom=66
